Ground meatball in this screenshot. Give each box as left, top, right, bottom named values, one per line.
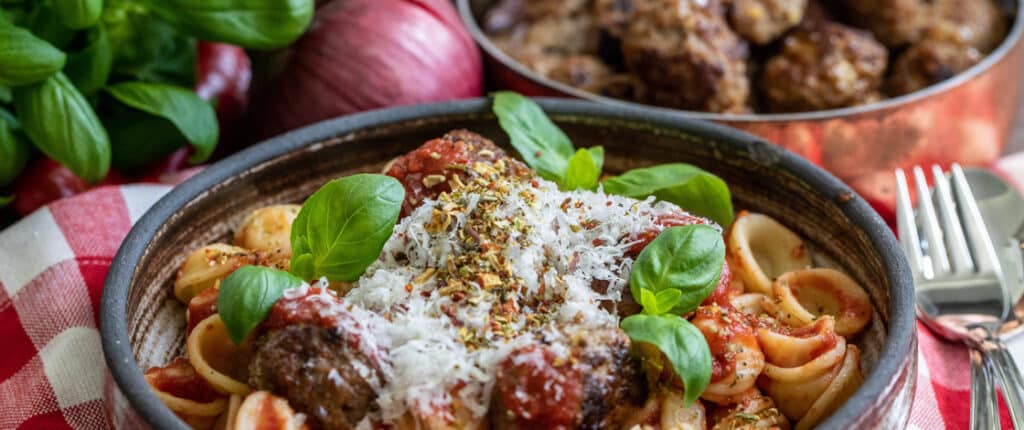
left=249, top=324, right=379, bottom=430
left=543, top=54, right=614, bottom=89
left=760, top=21, right=888, bottom=112
left=928, top=0, right=1006, bottom=53
left=839, top=0, right=928, bottom=47
left=621, top=0, right=750, bottom=112
left=729, top=0, right=808, bottom=45
left=886, top=39, right=981, bottom=96
left=491, top=329, right=645, bottom=429
left=384, top=130, right=530, bottom=216
left=593, top=0, right=636, bottom=38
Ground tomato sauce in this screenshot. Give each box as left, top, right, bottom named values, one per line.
left=700, top=261, right=740, bottom=308
left=187, top=287, right=219, bottom=335
left=384, top=130, right=530, bottom=216
left=693, top=306, right=754, bottom=383
left=496, top=345, right=583, bottom=428
left=144, top=357, right=223, bottom=403
left=263, top=287, right=353, bottom=331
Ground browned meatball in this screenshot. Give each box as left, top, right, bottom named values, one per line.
left=928, top=0, right=1007, bottom=53
left=886, top=39, right=981, bottom=96
left=760, top=21, right=888, bottom=112
left=840, top=0, right=928, bottom=47
left=593, top=0, right=636, bottom=38
left=544, top=54, right=615, bottom=88
left=491, top=329, right=645, bottom=429
left=621, top=0, right=750, bottom=113
left=384, top=130, right=531, bottom=216
left=729, top=0, right=807, bottom=45
left=249, top=324, right=379, bottom=430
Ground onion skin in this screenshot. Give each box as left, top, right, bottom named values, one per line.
left=252, top=0, right=484, bottom=138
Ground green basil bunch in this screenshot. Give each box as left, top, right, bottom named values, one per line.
left=0, top=0, right=313, bottom=203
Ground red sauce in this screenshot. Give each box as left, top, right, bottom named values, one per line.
left=700, top=261, right=740, bottom=308
left=693, top=306, right=755, bottom=383
left=187, top=287, right=219, bottom=335
left=627, top=212, right=706, bottom=257
left=496, top=345, right=583, bottom=429
left=263, top=287, right=352, bottom=330
left=384, top=130, right=530, bottom=216
left=144, top=357, right=222, bottom=403
left=790, top=317, right=840, bottom=356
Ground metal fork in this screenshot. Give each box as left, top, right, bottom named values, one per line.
left=896, top=164, right=1024, bottom=429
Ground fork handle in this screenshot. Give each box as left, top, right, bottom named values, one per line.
left=985, top=335, right=1024, bottom=429
left=971, top=348, right=999, bottom=430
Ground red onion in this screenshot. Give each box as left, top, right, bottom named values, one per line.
left=252, top=0, right=483, bottom=138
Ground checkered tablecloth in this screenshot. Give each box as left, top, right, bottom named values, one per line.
left=2, top=157, right=1024, bottom=429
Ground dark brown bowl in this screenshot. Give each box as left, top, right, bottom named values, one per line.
left=101, top=98, right=916, bottom=429
left=457, top=0, right=1024, bottom=221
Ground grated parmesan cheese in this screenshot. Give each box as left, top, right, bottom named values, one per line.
left=323, top=176, right=708, bottom=424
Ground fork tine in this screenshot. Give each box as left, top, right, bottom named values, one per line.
left=950, top=164, right=1002, bottom=274
left=931, top=165, right=975, bottom=273
left=895, top=168, right=925, bottom=278
left=913, top=166, right=951, bottom=276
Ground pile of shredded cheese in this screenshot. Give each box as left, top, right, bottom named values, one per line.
left=325, top=174, right=701, bottom=425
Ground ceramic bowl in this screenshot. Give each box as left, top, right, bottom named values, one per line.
left=101, top=98, right=916, bottom=429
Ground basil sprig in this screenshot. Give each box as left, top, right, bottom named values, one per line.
left=0, top=22, right=67, bottom=86
left=604, top=164, right=734, bottom=226
left=0, top=111, right=29, bottom=187
left=145, top=0, right=313, bottom=50
left=105, top=82, right=218, bottom=164
left=217, top=265, right=304, bottom=344
left=631, top=225, right=725, bottom=314
left=14, top=72, right=110, bottom=182
left=53, top=0, right=103, bottom=30
left=620, top=314, right=712, bottom=404
left=493, top=91, right=604, bottom=191
left=219, top=173, right=405, bottom=343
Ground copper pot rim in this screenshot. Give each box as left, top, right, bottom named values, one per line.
left=456, top=0, right=1024, bottom=122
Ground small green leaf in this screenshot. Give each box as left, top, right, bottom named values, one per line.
left=53, top=0, right=103, bottom=29
left=144, top=0, right=313, bottom=49
left=0, top=85, right=11, bottom=103
left=655, top=289, right=682, bottom=313
left=0, top=116, right=30, bottom=186
left=604, top=163, right=734, bottom=226
left=106, top=82, right=218, bottom=163
left=639, top=288, right=658, bottom=314
left=492, top=91, right=575, bottom=183
left=14, top=72, right=110, bottom=183
left=103, top=4, right=196, bottom=87
left=0, top=22, right=67, bottom=86
left=290, top=174, right=405, bottom=282
left=104, top=106, right=186, bottom=170
left=64, top=26, right=112, bottom=94
left=630, top=225, right=724, bottom=315
left=563, top=147, right=603, bottom=191
left=217, top=265, right=305, bottom=344
left=621, top=314, right=711, bottom=404
left=24, top=5, right=76, bottom=49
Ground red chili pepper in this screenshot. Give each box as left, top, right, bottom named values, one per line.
left=9, top=158, right=126, bottom=216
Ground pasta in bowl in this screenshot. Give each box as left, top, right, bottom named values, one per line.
left=101, top=97, right=915, bottom=430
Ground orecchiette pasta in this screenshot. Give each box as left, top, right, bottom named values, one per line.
left=727, top=211, right=812, bottom=294
left=175, top=244, right=259, bottom=303
left=187, top=315, right=253, bottom=396
left=772, top=268, right=872, bottom=336
left=233, top=391, right=308, bottom=430
left=233, top=205, right=300, bottom=256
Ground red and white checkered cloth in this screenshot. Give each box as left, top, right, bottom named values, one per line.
left=3, top=159, right=1024, bottom=430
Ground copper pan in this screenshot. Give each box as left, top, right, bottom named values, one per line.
left=457, top=0, right=1024, bottom=222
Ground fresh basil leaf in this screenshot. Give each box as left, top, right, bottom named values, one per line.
left=0, top=106, right=17, bottom=126
left=106, top=82, right=217, bottom=163
left=630, top=225, right=724, bottom=315
left=103, top=3, right=195, bottom=87
left=654, top=289, right=682, bottom=314
left=0, top=116, right=30, bottom=186
left=563, top=147, right=603, bottom=191
left=604, top=163, right=734, bottom=226
left=145, top=0, right=313, bottom=50
left=0, top=85, right=11, bottom=103
left=104, top=105, right=185, bottom=170
left=621, top=314, right=711, bottom=404
left=290, top=174, right=404, bottom=282
left=639, top=288, right=658, bottom=313
left=64, top=26, right=112, bottom=94
left=0, top=22, right=67, bottom=86
left=492, top=91, right=575, bottom=183
left=53, top=0, right=103, bottom=29
left=13, top=72, right=110, bottom=183
left=218, top=265, right=304, bottom=344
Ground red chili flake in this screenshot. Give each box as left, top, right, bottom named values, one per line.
left=404, top=284, right=413, bottom=293
left=592, top=239, right=604, bottom=246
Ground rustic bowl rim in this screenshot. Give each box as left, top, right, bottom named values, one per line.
left=456, top=0, right=1024, bottom=121
left=101, top=98, right=915, bottom=430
